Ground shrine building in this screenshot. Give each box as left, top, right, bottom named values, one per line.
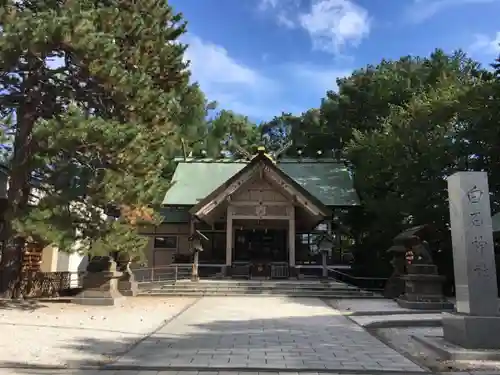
left=141, top=147, right=360, bottom=278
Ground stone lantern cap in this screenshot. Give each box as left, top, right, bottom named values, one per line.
left=314, top=233, right=335, bottom=253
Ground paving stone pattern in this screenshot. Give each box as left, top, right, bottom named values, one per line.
left=0, top=371, right=438, bottom=375
left=112, top=297, right=425, bottom=372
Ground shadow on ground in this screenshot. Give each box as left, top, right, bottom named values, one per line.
left=0, top=299, right=50, bottom=311
left=0, top=297, right=428, bottom=374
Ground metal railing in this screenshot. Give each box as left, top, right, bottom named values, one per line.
left=326, top=266, right=388, bottom=292
left=132, top=264, right=192, bottom=283
left=130, top=263, right=388, bottom=290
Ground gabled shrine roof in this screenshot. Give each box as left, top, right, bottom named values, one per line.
left=162, top=156, right=360, bottom=207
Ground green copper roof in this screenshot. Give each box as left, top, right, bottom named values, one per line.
left=163, top=161, right=247, bottom=205
left=278, top=160, right=359, bottom=206
left=162, top=158, right=360, bottom=207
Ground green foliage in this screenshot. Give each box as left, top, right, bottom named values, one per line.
left=261, top=48, right=500, bottom=278
left=0, top=0, right=196, bottom=260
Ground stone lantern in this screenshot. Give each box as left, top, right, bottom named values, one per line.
left=188, top=230, right=208, bottom=281
left=314, top=233, right=334, bottom=279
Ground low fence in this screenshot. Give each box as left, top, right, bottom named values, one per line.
left=130, top=263, right=388, bottom=291
left=132, top=264, right=193, bottom=283
left=0, top=271, right=75, bottom=298
left=327, top=266, right=387, bottom=291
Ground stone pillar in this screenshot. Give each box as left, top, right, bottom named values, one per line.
left=443, top=172, right=500, bottom=349
left=118, top=262, right=139, bottom=297
left=321, top=250, right=328, bottom=278
left=225, top=209, right=232, bottom=275
left=192, top=250, right=200, bottom=281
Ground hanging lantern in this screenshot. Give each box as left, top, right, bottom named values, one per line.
left=188, top=230, right=208, bottom=252
left=315, top=233, right=334, bottom=256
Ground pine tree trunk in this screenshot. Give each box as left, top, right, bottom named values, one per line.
left=0, top=76, right=38, bottom=299
left=0, top=240, right=24, bottom=299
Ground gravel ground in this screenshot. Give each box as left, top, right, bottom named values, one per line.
left=0, top=297, right=196, bottom=368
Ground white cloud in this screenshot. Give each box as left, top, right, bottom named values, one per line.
left=276, top=13, right=296, bottom=28
left=184, top=35, right=263, bottom=88
left=407, top=0, right=499, bottom=23
left=258, top=0, right=370, bottom=54
left=469, top=32, right=500, bottom=55
left=258, top=0, right=300, bottom=28
left=299, top=0, right=371, bottom=54
left=183, top=35, right=280, bottom=119
left=289, top=64, right=351, bottom=93
left=258, top=0, right=281, bottom=10
left=183, top=34, right=353, bottom=120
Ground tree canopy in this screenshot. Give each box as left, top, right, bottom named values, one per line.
left=260, top=49, right=500, bottom=278
left=0, top=0, right=213, bottom=296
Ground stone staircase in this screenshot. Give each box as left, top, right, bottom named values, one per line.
left=138, top=279, right=383, bottom=298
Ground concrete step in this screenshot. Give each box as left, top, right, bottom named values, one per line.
left=143, top=281, right=358, bottom=287
left=136, top=280, right=380, bottom=298
left=143, top=279, right=346, bottom=285
left=141, top=289, right=374, bottom=297
left=156, top=285, right=360, bottom=291
left=139, top=290, right=382, bottom=298
left=139, top=287, right=377, bottom=295
left=144, top=287, right=372, bottom=294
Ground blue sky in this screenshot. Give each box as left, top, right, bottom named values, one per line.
left=168, top=0, right=500, bottom=122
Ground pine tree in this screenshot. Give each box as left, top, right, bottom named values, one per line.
left=0, top=0, right=201, bottom=297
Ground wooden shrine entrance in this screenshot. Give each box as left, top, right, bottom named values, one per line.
left=234, top=228, right=287, bottom=263
left=190, top=148, right=332, bottom=278
left=231, top=226, right=290, bottom=279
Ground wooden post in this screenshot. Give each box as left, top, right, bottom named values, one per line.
left=226, top=209, right=232, bottom=268
left=192, top=250, right=199, bottom=281
left=189, top=215, right=199, bottom=281
left=288, top=206, right=295, bottom=267
left=322, top=251, right=328, bottom=278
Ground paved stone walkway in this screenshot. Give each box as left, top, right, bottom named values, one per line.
left=109, top=297, right=424, bottom=372
left=0, top=371, right=436, bottom=375
left=5, top=371, right=500, bottom=375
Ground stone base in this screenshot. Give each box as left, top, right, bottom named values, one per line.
left=412, top=334, right=500, bottom=361
left=118, top=280, right=139, bottom=297
left=73, top=268, right=124, bottom=306
left=72, top=295, right=125, bottom=306
left=442, top=312, right=500, bottom=349
left=397, top=269, right=451, bottom=310
left=397, top=296, right=454, bottom=310
left=72, top=287, right=125, bottom=306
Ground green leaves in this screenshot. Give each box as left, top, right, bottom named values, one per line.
left=0, top=0, right=200, bottom=259
left=259, top=48, right=500, bottom=276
